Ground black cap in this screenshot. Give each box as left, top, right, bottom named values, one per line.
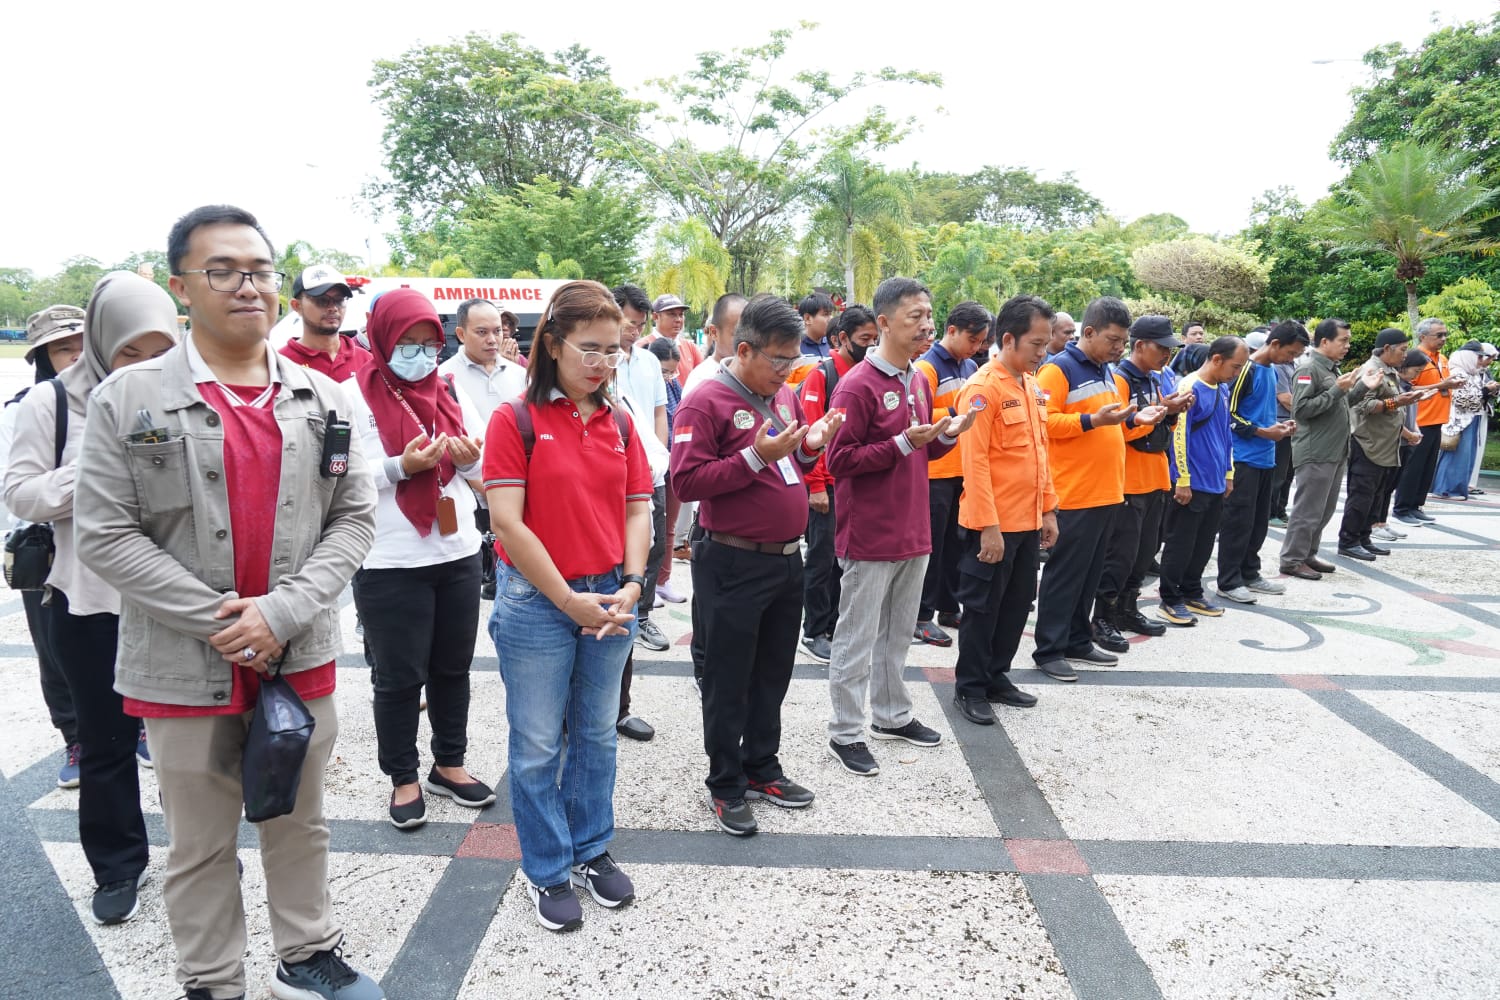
left=1129, top=315, right=1181, bottom=348
left=1375, top=329, right=1411, bottom=350
left=1400, top=349, right=1429, bottom=369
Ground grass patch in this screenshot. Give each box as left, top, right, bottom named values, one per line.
left=0, top=344, right=31, bottom=359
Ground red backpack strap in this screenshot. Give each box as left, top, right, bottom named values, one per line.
left=613, top=405, right=632, bottom=449
left=506, top=397, right=535, bottom=460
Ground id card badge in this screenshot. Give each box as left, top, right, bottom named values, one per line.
left=436, top=495, right=459, bottom=536
left=776, top=456, right=800, bottom=486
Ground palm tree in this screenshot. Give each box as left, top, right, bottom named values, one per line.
left=642, top=218, right=731, bottom=315
left=1314, top=142, right=1499, bottom=326
left=803, top=150, right=917, bottom=302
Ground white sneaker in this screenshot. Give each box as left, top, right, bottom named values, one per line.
left=657, top=581, right=686, bottom=603
left=1246, top=577, right=1286, bottom=595
left=1371, top=525, right=1402, bottom=541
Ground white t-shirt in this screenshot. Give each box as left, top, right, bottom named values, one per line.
left=681, top=357, right=722, bottom=401
left=348, top=380, right=485, bottom=569
left=617, top=343, right=667, bottom=418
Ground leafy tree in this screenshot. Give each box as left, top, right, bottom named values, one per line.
left=386, top=212, right=470, bottom=275
left=29, top=257, right=107, bottom=310
left=462, top=177, right=646, bottom=286
left=642, top=218, right=731, bottom=316
left=965, top=166, right=1103, bottom=230
left=1420, top=276, right=1500, bottom=344
left=802, top=149, right=916, bottom=300
left=368, top=34, right=646, bottom=219
left=1242, top=187, right=1331, bottom=320
left=919, top=224, right=1012, bottom=312
left=1130, top=237, right=1269, bottom=312
left=0, top=268, right=38, bottom=327
left=600, top=24, right=940, bottom=292
left=1333, top=14, right=1500, bottom=185
left=1311, top=142, right=1499, bottom=326
left=512, top=252, right=584, bottom=281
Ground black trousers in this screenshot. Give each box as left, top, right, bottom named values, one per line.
left=693, top=538, right=802, bottom=799
left=954, top=529, right=1039, bottom=699
left=1125, top=490, right=1168, bottom=594
left=802, top=489, right=842, bottom=639
left=918, top=477, right=964, bottom=621
left=1394, top=424, right=1443, bottom=516
left=1099, top=490, right=1169, bottom=601
left=354, top=554, right=481, bottom=787
left=688, top=517, right=707, bottom=681
left=1340, top=439, right=1397, bottom=548
left=1034, top=505, right=1117, bottom=662
left=1217, top=463, right=1275, bottom=589
left=1271, top=437, right=1293, bottom=518
left=1159, top=491, right=1225, bottom=604
left=474, top=508, right=496, bottom=591
left=1382, top=444, right=1414, bottom=522
left=48, top=591, right=147, bottom=886
left=25, top=588, right=76, bottom=745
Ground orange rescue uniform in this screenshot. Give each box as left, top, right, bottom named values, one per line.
left=1412, top=346, right=1452, bottom=427
left=957, top=361, right=1057, bottom=532
left=1114, top=370, right=1171, bottom=494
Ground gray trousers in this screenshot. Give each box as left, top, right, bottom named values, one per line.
left=1279, top=459, right=1346, bottom=566
left=828, top=555, right=927, bottom=744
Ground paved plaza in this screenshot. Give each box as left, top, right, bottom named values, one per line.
left=3, top=468, right=1500, bottom=998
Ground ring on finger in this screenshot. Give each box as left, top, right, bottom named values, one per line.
left=241, top=647, right=256, bottom=662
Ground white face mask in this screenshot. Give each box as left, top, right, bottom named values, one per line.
left=389, top=344, right=439, bottom=382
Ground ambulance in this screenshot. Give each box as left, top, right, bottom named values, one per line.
left=270, top=275, right=568, bottom=360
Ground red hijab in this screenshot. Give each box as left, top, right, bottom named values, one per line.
left=357, top=289, right=466, bottom=536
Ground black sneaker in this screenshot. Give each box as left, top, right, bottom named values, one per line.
left=936, top=611, right=962, bottom=628
left=710, top=795, right=759, bottom=836
left=92, top=870, right=147, bottom=925
left=423, top=769, right=496, bottom=808
left=801, top=634, right=832, bottom=662
left=272, top=942, right=383, bottom=999
left=913, top=620, right=953, bottom=647
left=827, top=740, right=879, bottom=776
left=869, top=718, right=942, bottom=747
left=985, top=674, right=1038, bottom=708
left=1036, top=658, right=1079, bottom=682
left=388, top=790, right=427, bottom=830
left=527, top=881, right=583, bottom=932
left=570, top=852, right=635, bottom=907
left=1067, top=646, right=1119, bottom=666
left=745, top=776, right=815, bottom=809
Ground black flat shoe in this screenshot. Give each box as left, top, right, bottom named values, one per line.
left=986, top=675, right=1038, bottom=708
left=389, top=790, right=427, bottom=830
left=953, top=694, right=995, bottom=725
left=424, top=769, right=496, bottom=808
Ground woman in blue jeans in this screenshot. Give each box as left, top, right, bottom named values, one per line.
left=483, top=280, right=652, bottom=932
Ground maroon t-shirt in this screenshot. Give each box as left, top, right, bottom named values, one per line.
left=125, top=383, right=335, bottom=718
left=670, top=377, right=814, bottom=543
left=826, top=358, right=954, bottom=562
left=280, top=335, right=371, bottom=382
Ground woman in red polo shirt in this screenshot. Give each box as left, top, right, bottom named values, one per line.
left=483, top=280, right=652, bottom=933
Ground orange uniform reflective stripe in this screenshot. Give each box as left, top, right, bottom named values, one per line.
left=956, top=361, right=1057, bottom=532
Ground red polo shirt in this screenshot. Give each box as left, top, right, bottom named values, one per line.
left=279, top=335, right=371, bottom=382
left=125, top=383, right=336, bottom=718
left=483, top=394, right=653, bottom=579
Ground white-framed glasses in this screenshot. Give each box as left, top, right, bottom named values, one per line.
left=564, top=338, right=626, bottom=369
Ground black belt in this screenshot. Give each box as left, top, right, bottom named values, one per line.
left=707, top=531, right=801, bottom=556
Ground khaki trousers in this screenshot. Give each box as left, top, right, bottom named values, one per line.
left=146, top=694, right=341, bottom=997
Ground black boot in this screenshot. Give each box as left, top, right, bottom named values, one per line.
left=1091, top=597, right=1131, bottom=653
left=1117, top=590, right=1167, bottom=637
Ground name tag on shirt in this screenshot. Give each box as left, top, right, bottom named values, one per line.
left=777, top=455, right=800, bottom=485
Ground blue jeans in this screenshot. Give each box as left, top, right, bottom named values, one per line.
left=491, top=563, right=634, bottom=889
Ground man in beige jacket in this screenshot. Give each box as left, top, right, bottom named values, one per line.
left=75, top=205, right=381, bottom=1000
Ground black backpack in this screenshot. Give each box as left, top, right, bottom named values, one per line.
left=505, top=397, right=632, bottom=460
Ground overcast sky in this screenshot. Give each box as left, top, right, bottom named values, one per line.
left=6, top=0, right=1495, bottom=276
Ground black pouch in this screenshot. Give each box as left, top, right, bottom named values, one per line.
left=3, top=523, right=55, bottom=591
left=242, top=654, right=316, bottom=823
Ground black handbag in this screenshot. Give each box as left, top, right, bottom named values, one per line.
left=4, top=380, right=68, bottom=591
left=242, top=652, right=317, bottom=823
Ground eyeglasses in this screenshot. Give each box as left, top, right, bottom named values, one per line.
left=393, top=343, right=440, bottom=360
left=563, top=338, right=626, bottom=369
left=177, top=268, right=286, bottom=293
left=755, top=348, right=800, bottom=374
left=308, top=293, right=349, bottom=310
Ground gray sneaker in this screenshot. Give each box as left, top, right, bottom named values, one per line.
left=1246, top=577, right=1286, bottom=595
left=634, top=618, right=669, bottom=652
left=526, top=882, right=583, bottom=932
left=1215, top=585, right=1257, bottom=604
left=869, top=718, right=942, bottom=747
left=271, top=943, right=384, bottom=999
left=570, top=852, right=635, bottom=908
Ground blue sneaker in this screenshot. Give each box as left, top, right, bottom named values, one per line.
left=1155, top=603, right=1198, bottom=627
left=136, top=725, right=153, bottom=768
left=57, top=744, right=81, bottom=789
left=271, top=943, right=383, bottom=1000
left=1184, top=597, right=1225, bottom=618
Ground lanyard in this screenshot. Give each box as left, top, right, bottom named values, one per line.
left=382, top=374, right=449, bottom=489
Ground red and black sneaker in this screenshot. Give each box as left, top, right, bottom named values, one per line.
left=709, top=795, right=759, bottom=836
left=744, top=776, right=815, bottom=810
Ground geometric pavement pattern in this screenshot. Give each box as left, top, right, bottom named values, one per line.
left=3, top=492, right=1500, bottom=999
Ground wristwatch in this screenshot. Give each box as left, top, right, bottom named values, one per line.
left=621, top=574, right=646, bottom=590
